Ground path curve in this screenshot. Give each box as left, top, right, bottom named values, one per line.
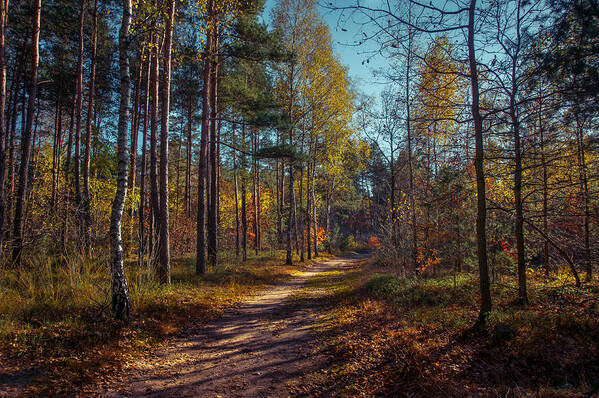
left=106, top=254, right=367, bottom=397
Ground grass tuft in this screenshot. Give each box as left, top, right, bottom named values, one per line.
left=0, top=249, right=308, bottom=395
left=305, top=259, right=599, bottom=397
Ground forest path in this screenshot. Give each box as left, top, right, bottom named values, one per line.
left=105, top=253, right=369, bottom=397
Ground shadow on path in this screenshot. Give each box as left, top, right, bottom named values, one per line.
left=105, top=252, right=370, bottom=398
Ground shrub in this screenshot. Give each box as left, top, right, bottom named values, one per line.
left=367, top=236, right=382, bottom=249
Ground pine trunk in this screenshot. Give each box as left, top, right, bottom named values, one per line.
left=196, top=4, right=212, bottom=274
left=128, top=48, right=144, bottom=229
left=241, top=122, right=247, bottom=261
left=252, top=128, right=258, bottom=256
left=139, top=53, right=151, bottom=267
left=233, top=125, right=240, bottom=258
left=285, top=60, right=295, bottom=265
left=149, top=21, right=160, bottom=262
left=208, top=31, right=219, bottom=268
left=74, top=0, right=85, bottom=230
left=174, top=122, right=183, bottom=213
left=82, top=0, right=98, bottom=252
left=12, top=0, right=40, bottom=264
left=0, top=0, right=8, bottom=258
left=158, top=0, right=175, bottom=284
left=184, top=102, right=192, bottom=218
left=51, top=93, right=62, bottom=214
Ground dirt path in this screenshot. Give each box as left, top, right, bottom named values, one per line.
left=105, top=254, right=367, bottom=397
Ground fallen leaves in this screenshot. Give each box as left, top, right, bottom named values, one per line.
left=302, top=260, right=599, bottom=397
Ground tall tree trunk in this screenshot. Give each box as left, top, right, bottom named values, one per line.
left=216, top=118, right=221, bottom=228
left=575, top=116, right=591, bottom=281
left=241, top=121, right=247, bottom=261
left=511, top=103, right=527, bottom=304
left=65, top=91, right=75, bottom=181
left=306, top=147, right=312, bottom=260
left=285, top=60, right=295, bottom=265
left=286, top=167, right=295, bottom=264
left=110, top=0, right=132, bottom=321
left=405, top=23, right=417, bottom=269
left=293, top=182, right=300, bottom=254
left=312, top=157, right=318, bottom=257
left=196, top=4, right=212, bottom=274
left=0, top=0, right=8, bottom=259
left=139, top=53, right=150, bottom=268
left=389, top=128, right=396, bottom=245
left=174, top=121, right=183, bottom=213
left=158, top=0, right=175, bottom=284
left=538, top=88, right=549, bottom=277
left=252, top=128, right=258, bottom=256
left=424, top=134, right=431, bottom=261
left=149, top=21, right=160, bottom=262
left=510, top=2, right=527, bottom=304
left=299, top=166, right=304, bottom=262
left=74, top=0, right=85, bottom=233
left=184, top=102, right=192, bottom=218
left=297, top=126, right=306, bottom=259
left=279, top=158, right=285, bottom=245
left=6, top=62, right=22, bottom=243
left=276, top=138, right=281, bottom=245
left=6, top=49, right=23, bottom=239
left=468, top=0, right=492, bottom=326
left=256, top=137, right=261, bottom=251
left=208, top=30, right=219, bottom=268
left=233, top=125, right=240, bottom=258
left=128, top=47, right=144, bottom=234
left=12, top=0, right=40, bottom=264
left=82, top=0, right=98, bottom=253
left=29, top=101, right=40, bottom=196
left=51, top=92, right=62, bottom=214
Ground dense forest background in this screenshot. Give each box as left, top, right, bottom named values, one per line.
left=0, top=0, right=371, bottom=313
left=353, top=0, right=598, bottom=315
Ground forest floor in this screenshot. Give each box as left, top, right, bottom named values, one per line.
left=292, top=256, right=599, bottom=397
left=0, top=250, right=323, bottom=396
left=98, top=251, right=599, bottom=398
left=100, top=252, right=371, bottom=397
left=2, top=250, right=598, bottom=397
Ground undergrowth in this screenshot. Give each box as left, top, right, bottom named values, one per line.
left=0, top=249, right=312, bottom=395
left=307, top=260, right=599, bottom=397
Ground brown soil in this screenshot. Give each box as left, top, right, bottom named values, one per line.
left=103, top=254, right=366, bottom=398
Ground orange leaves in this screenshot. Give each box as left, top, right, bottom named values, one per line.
left=416, top=247, right=441, bottom=274
left=315, top=225, right=327, bottom=244
left=367, top=236, right=382, bottom=249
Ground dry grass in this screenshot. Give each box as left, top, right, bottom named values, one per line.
left=304, top=258, right=599, bottom=397
left=0, top=249, right=314, bottom=395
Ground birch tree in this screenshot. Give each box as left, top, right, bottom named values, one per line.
left=109, top=0, right=132, bottom=321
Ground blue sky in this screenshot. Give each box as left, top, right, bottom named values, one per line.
left=263, top=0, right=388, bottom=100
